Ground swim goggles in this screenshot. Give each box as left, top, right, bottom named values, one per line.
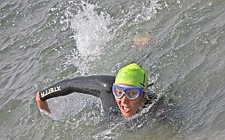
left=112, top=83, right=154, bottom=100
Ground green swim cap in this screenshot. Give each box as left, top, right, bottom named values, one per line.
left=115, top=63, right=148, bottom=87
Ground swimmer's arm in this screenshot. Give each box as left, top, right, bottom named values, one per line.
left=38, top=75, right=114, bottom=101
left=36, top=75, right=115, bottom=112
left=36, top=75, right=115, bottom=114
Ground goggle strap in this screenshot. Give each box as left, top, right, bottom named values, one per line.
left=147, top=82, right=154, bottom=87
left=143, top=82, right=154, bottom=91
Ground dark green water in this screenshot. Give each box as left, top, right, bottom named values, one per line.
left=1, top=0, right=225, bottom=139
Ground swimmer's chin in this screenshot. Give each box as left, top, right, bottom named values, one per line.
left=121, top=111, right=134, bottom=117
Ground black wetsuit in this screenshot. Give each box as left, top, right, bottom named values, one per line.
left=39, top=75, right=158, bottom=115
left=39, top=75, right=118, bottom=111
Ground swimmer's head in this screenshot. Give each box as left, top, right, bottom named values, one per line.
left=115, top=63, right=148, bottom=87
left=114, top=63, right=149, bottom=117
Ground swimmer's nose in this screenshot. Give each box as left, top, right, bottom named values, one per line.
left=120, top=95, right=129, bottom=104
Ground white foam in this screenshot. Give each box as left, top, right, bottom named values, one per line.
left=62, top=1, right=113, bottom=74
left=70, top=2, right=112, bottom=57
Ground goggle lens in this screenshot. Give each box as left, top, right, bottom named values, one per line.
left=112, top=84, right=143, bottom=100
left=126, top=89, right=139, bottom=99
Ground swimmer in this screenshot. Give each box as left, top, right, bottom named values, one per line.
left=36, top=63, right=156, bottom=117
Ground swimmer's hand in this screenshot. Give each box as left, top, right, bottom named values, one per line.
left=36, top=92, right=51, bottom=114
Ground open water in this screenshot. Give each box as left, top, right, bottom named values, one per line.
left=1, top=0, right=225, bottom=139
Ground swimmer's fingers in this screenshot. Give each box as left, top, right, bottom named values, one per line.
left=36, top=92, right=51, bottom=114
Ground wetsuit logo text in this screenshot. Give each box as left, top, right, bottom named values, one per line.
left=40, top=86, right=61, bottom=98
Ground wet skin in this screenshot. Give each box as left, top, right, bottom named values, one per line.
left=115, top=91, right=146, bottom=117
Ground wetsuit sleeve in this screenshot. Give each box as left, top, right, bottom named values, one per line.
left=39, top=75, right=115, bottom=101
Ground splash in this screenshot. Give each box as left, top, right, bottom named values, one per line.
left=70, top=1, right=112, bottom=56
left=61, top=1, right=113, bottom=75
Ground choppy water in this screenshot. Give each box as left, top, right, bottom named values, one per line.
left=1, top=0, right=225, bottom=139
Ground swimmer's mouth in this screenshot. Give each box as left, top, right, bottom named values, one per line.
left=121, top=105, right=130, bottom=113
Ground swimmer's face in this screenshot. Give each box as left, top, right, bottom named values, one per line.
left=114, top=84, right=146, bottom=117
